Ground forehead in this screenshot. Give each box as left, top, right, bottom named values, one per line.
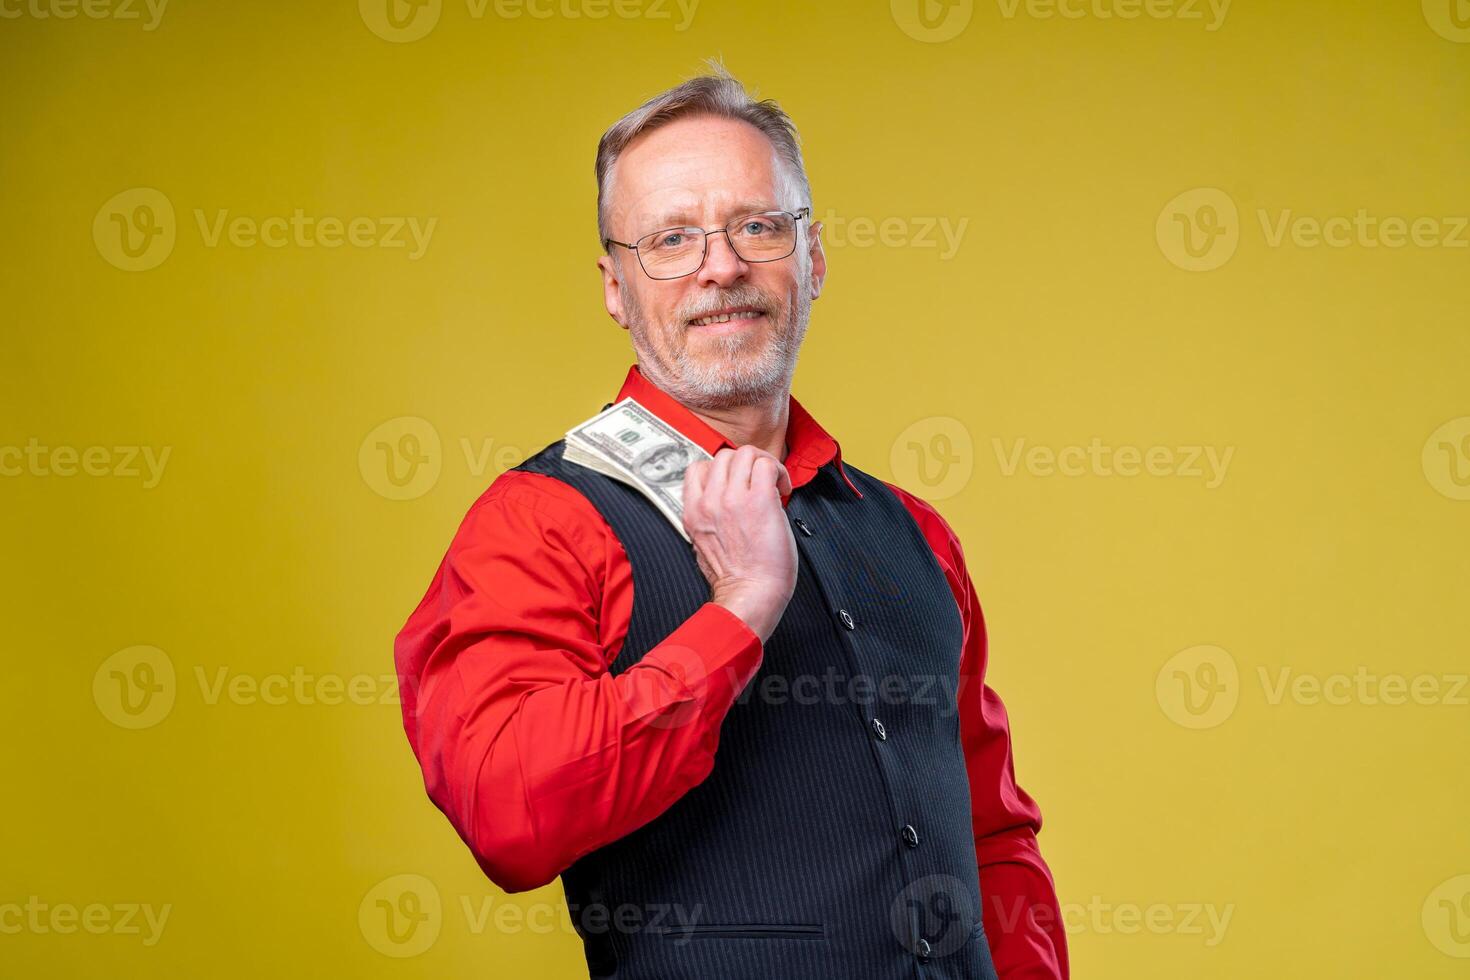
left=610, top=114, right=784, bottom=232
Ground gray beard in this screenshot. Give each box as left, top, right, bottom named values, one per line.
left=621, top=278, right=812, bottom=412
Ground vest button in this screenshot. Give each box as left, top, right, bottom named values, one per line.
left=838, top=608, right=855, bottom=630
left=793, top=517, right=813, bottom=537
left=871, top=718, right=887, bottom=741
left=915, top=937, right=932, bottom=960
left=901, top=824, right=920, bottom=848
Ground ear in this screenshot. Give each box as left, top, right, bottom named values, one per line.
left=806, top=218, right=827, bottom=301
left=597, top=252, right=630, bottom=330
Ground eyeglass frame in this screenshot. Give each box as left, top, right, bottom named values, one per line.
left=602, top=206, right=813, bottom=281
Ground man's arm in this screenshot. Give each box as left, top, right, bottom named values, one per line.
left=884, top=481, right=1070, bottom=979
left=394, top=471, right=764, bottom=893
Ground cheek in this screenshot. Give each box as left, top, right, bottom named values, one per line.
left=655, top=287, right=699, bottom=332
left=755, top=267, right=798, bottom=305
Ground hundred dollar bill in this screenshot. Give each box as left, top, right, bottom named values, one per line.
left=563, top=397, right=712, bottom=542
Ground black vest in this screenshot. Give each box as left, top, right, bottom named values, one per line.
left=516, top=439, right=1000, bottom=980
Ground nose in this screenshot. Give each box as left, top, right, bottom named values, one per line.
left=695, top=229, right=748, bottom=288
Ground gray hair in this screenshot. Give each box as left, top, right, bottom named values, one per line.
left=595, top=62, right=813, bottom=247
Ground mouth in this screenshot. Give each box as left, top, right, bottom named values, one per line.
left=687, top=306, right=766, bottom=330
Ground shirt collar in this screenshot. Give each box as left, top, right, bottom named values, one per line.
left=611, top=363, right=864, bottom=499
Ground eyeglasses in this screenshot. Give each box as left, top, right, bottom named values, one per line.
left=604, top=207, right=811, bottom=280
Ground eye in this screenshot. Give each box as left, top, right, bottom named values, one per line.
left=742, top=219, right=775, bottom=236
left=654, top=232, right=687, bottom=249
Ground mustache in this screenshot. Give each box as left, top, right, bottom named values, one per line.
left=675, top=285, right=780, bottom=323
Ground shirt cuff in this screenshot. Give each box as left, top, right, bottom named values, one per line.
left=645, top=600, right=764, bottom=714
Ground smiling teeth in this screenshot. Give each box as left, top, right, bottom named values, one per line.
left=692, top=311, right=760, bottom=327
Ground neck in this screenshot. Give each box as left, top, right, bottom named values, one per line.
left=690, top=393, right=790, bottom=463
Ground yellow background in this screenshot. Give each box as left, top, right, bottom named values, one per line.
left=4, top=0, right=1467, bottom=977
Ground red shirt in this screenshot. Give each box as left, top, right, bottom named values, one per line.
left=395, top=364, right=1069, bottom=979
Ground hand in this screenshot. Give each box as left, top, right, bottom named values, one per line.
left=681, top=445, right=798, bottom=644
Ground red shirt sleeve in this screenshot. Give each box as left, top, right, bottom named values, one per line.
left=884, top=481, right=1070, bottom=980
left=394, top=470, right=764, bottom=893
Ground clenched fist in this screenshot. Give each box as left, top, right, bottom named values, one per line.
left=681, top=444, right=798, bottom=644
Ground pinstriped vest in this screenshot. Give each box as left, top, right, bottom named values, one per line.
left=515, top=439, right=1000, bottom=980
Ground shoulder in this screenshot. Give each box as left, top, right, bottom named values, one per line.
left=873, top=477, right=965, bottom=571
left=447, top=453, right=622, bottom=576
left=871, top=476, right=990, bottom=647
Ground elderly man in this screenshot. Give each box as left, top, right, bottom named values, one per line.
left=395, top=67, right=1068, bottom=980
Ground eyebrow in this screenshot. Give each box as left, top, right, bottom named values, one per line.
left=647, top=202, right=782, bottom=229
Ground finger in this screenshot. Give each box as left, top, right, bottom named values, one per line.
left=743, top=449, right=791, bottom=494
left=764, top=455, right=787, bottom=499
left=753, top=455, right=792, bottom=498
left=726, top=445, right=759, bottom=493
left=704, top=447, right=732, bottom=504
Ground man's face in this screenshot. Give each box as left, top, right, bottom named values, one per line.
left=598, top=114, right=826, bottom=410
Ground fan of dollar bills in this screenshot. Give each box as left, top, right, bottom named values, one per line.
left=564, top=398, right=713, bottom=543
